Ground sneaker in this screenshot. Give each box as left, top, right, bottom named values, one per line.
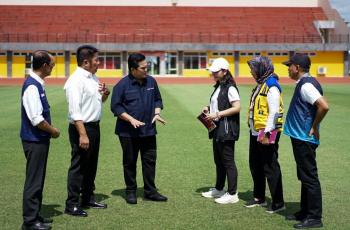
left=214, top=192, right=239, bottom=204
left=245, top=199, right=267, bottom=208
left=201, top=188, right=225, bottom=198
left=266, top=203, right=286, bottom=214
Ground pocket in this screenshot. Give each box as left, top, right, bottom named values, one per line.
left=125, top=90, right=139, bottom=104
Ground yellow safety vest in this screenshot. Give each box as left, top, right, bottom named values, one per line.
left=249, top=82, right=284, bottom=131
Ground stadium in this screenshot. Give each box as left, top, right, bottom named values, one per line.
left=0, top=0, right=350, bottom=230
left=0, top=0, right=350, bottom=79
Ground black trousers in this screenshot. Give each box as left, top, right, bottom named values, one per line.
left=213, top=139, right=238, bottom=195
left=66, top=122, right=100, bottom=208
left=249, top=133, right=284, bottom=205
left=22, top=140, right=50, bottom=224
left=291, top=138, right=322, bottom=220
left=119, top=136, right=157, bottom=195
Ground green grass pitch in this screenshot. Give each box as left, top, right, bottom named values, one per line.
left=0, top=83, right=349, bottom=229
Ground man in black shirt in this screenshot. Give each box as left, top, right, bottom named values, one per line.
left=111, top=53, right=167, bottom=204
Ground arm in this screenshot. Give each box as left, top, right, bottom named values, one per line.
left=151, top=80, right=166, bottom=125
left=260, top=86, right=280, bottom=145
left=99, top=82, right=110, bottom=102
left=74, top=120, right=89, bottom=150
left=301, top=83, right=329, bottom=140
left=37, top=120, right=60, bottom=138
left=119, top=112, right=145, bottom=128
left=309, top=97, right=329, bottom=140
left=206, top=101, right=240, bottom=121
left=110, top=83, right=145, bottom=128
left=65, top=81, right=89, bottom=150
left=206, top=86, right=240, bottom=121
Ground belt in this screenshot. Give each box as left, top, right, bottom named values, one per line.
left=84, top=121, right=100, bottom=126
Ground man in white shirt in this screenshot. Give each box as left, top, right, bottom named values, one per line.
left=64, top=45, right=110, bottom=217
left=20, top=50, right=60, bottom=230
left=283, top=54, right=329, bottom=229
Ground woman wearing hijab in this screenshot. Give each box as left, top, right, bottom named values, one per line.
left=200, top=58, right=240, bottom=204
left=245, top=56, right=285, bottom=213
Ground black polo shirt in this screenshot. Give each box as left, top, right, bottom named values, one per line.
left=111, top=74, right=163, bottom=137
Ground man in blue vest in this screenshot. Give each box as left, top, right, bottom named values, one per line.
left=20, top=50, right=60, bottom=230
left=283, top=54, right=329, bottom=229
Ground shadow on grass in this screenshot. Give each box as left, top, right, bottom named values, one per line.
left=237, top=190, right=301, bottom=218
left=41, top=204, right=63, bottom=218
left=195, top=187, right=212, bottom=193
left=111, top=188, right=144, bottom=199
left=94, top=193, right=110, bottom=202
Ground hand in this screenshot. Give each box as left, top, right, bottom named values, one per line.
left=152, top=114, right=166, bottom=125
left=130, top=118, right=145, bottom=129
left=259, top=136, right=270, bottom=145
left=99, top=83, right=110, bottom=96
left=202, top=106, right=209, bottom=114
left=309, top=126, right=319, bottom=140
left=51, top=127, right=60, bottom=138
left=79, top=134, right=89, bottom=150
left=205, top=113, right=218, bottom=121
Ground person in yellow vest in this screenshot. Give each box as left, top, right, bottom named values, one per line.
left=245, top=56, right=285, bottom=214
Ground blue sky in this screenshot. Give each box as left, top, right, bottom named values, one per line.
left=329, top=0, right=350, bottom=23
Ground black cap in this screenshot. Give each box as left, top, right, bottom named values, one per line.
left=282, top=54, right=311, bottom=70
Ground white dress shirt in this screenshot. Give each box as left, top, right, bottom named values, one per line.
left=64, top=67, right=102, bottom=123
left=22, top=71, right=45, bottom=126
left=210, top=86, right=240, bottom=115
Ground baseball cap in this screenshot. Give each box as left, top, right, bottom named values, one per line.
left=208, top=58, right=229, bottom=72
left=282, top=53, right=311, bottom=70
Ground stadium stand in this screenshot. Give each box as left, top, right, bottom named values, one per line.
left=0, top=0, right=349, bottom=78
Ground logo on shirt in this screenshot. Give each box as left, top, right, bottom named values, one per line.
left=41, top=93, right=45, bottom=97
left=147, top=87, right=154, bottom=91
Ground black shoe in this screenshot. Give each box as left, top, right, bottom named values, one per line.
left=286, top=211, right=306, bottom=221
left=22, top=221, right=52, bottom=230
left=144, top=192, right=168, bottom=202
left=266, top=202, right=286, bottom=214
left=244, top=199, right=267, bottom=208
left=81, top=201, right=107, bottom=209
left=37, top=216, right=53, bottom=224
left=126, top=192, right=137, bottom=204
left=293, top=218, right=323, bottom=229
left=64, top=206, right=88, bottom=217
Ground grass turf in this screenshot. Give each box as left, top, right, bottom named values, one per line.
left=0, top=83, right=349, bottom=229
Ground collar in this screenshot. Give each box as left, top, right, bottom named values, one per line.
left=77, top=66, right=93, bottom=78
left=29, top=71, right=45, bottom=86
left=129, top=74, right=147, bottom=85
left=296, top=72, right=311, bottom=84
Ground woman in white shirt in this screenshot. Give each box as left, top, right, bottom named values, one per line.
left=201, top=58, right=241, bottom=204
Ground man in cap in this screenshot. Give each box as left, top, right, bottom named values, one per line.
left=283, top=53, right=329, bottom=229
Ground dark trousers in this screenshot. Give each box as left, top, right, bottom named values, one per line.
left=22, top=140, right=50, bottom=224
left=213, top=140, right=238, bottom=195
left=249, top=133, right=284, bottom=205
left=291, top=138, right=322, bottom=219
left=119, top=136, right=157, bottom=195
left=66, top=123, right=100, bottom=208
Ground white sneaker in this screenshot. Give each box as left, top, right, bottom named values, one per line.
left=201, top=188, right=225, bottom=198
left=214, top=192, right=239, bottom=204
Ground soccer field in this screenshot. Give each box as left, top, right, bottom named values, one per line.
left=0, top=84, right=349, bottom=229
